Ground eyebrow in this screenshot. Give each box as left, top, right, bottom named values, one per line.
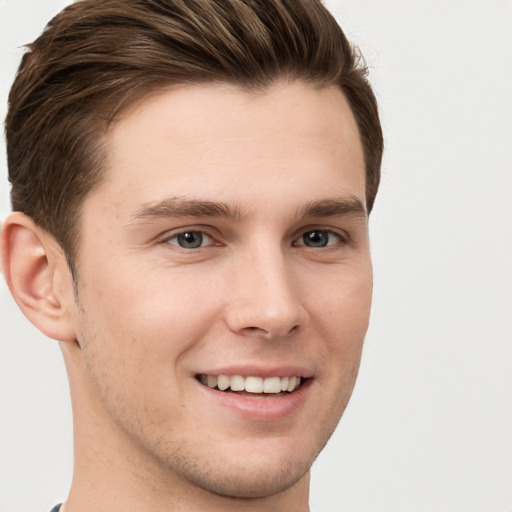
left=297, top=196, right=367, bottom=221
left=127, top=195, right=366, bottom=225
left=127, top=198, right=244, bottom=224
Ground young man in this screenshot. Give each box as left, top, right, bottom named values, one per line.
left=1, top=1, right=382, bottom=511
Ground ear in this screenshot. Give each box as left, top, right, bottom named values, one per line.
left=1, top=212, right=77, bottom=342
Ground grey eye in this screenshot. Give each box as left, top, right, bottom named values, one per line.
left=171, top=231, right=207, bottom=249
left=299, top=230, right=342, bottom=248
left=302, top=230, right=329, bottom=247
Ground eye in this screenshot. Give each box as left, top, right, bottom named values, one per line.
left=166, top=230, right=214, bottom=249
left=296, top=229, right=343, bottom=248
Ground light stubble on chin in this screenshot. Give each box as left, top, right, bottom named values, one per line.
left=150, top=438, right=317, bottom=500
left=133, top=392, right=351, bottom=501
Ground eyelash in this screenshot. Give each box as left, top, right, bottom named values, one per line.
left=161, top=227, right=348, bottom=250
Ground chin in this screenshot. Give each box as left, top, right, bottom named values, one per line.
left=177, top=453, right=312, bottom=499
left=158, top=426, right=334, bottom=500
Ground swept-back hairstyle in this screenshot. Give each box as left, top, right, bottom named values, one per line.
left=6, top=0, right=383, bottom=273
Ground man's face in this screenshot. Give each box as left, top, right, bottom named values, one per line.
left=68, top=81, right=372, bottom=498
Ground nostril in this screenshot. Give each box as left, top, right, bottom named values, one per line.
left=243, top=326, right=269, bottom=334
left=241, top=324, right=300, bottom=338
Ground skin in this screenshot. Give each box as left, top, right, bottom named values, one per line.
left=1, top=80, right=372, bottom=512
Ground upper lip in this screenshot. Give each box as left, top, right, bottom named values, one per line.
left=195, top=365, right=314, bottom=379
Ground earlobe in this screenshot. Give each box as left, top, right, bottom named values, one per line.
left=1, top=212, right=77, bottom=342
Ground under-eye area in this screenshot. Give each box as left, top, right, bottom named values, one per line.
left=196, top=374, right=305, bottom=396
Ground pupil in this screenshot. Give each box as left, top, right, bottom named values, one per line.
left=304, top=231, right=328, bottom=247
left=179, top=231, right=202, bottom=248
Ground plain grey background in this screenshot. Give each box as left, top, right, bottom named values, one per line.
left=1, top=1, right=511, bottom=511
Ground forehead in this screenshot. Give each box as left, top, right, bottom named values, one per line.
left=89, top=81, right=366, bottom=220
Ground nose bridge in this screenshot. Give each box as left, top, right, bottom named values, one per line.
left=226, top=241, right=306, bottom=339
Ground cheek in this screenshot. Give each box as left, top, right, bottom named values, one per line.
left=75, top=257, right=223, bottom=387
left=313, top=262, right=372, bottom=334
left=309, top=264, right=372, bottom=378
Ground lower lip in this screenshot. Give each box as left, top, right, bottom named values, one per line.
left=196, top=378, right=313, bottom=421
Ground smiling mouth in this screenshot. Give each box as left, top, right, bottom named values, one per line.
left=196, top=374, right=304, bottom=396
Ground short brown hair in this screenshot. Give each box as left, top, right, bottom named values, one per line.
left=6, top=0, right=383, bottom=274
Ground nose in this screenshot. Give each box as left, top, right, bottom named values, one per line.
left=225, top=247, right=308, bottom=340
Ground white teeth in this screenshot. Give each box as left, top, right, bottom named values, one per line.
left=217, top=375, right=230, bottom=391
left=287, top=376, right=297, bottom=392
left=245, top=376, right=263, bottom=393
left=199, top=374, right=303, bottom=394
left=263, top=377, right=282, bottom=393
left=230, top=375, right=245, bottom=391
